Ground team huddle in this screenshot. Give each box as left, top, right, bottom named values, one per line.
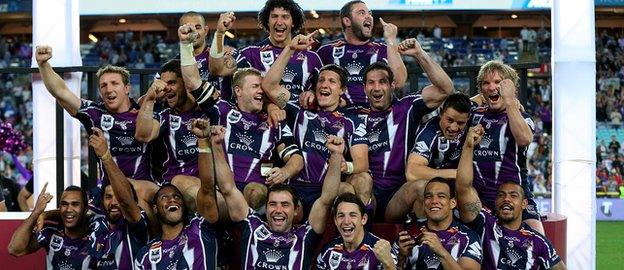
left=8, top=0, right=566, bottom=269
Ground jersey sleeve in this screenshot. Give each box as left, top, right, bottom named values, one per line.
left=236, top=47, right=252, bottom=69
left=466, top=209, right=489, bottom=237
left=537, top=234, right=562, bottom=269
left=283, top=102, right=300, bottom=129
left=277, top=122, right=300, bottom=161
left=411, top=123, right=436, bottom=163
left=127, top=210, right=150, bottom=245
left=304, top=52, right=323, bottom=91
left=460, top=226, right=483, bottom=263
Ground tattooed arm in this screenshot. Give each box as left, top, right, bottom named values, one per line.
left=456, top=125, right=484, bottom=223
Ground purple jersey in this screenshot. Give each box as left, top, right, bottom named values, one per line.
left=317, top=231, right=394, bottom=270
left=37, top=226, right=97, bottom=270
left=193, top=47, right=234, bottom=103
left=74, top=99, right=151, bottom=181
left=212, top=100, right=298, bottom=185
left=411, top=116, right=465, bottom=170
left=154, top=106, right=208, bottom=182
left=367, top=95, right=434, bottom=189
left=468, top=210, right=560, bottom=270
left=236, top=38, right=323, bottom=102
left=134, top=215, right=218, bottom=270
left=240, top=209, right=320, bottom=270
left=92, top=211, right=150, bottom=270
left=471, top=108, right=536, bottom=209
left=392, top=219, right=482, bottom=270
left=317, top=39, right=389, bottom=109
left=285, top=103, right=368, bottom=187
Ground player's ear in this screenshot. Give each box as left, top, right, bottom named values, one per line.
left=361, top=212, right=368, bottom=226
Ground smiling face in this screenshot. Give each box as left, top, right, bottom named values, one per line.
left=316, top=70, right=344, bottom=111
left=423, top=181, right=456, bottom=224
left=365, top=69, right=394, bottom=111
left=495, top=182, right=527, bottom=224
left=160, top=71, right=188, bottom=109
left=102, top=185, right=122, bottom=222
left=60, top=191, right=86, bottom=229
left=153, top=186, right=185, bottom=226
left=98, top=72, right=131, bottom=113
left=344, top=2, right=373, bottom=41
left=265, top=191, right=296, bottom=233
left=179, top=14, right=208, bottom=49
left=439, top=107, right=470, bottom=140
left=267, top=7, right=293, bottom=45
left=235, top=74, right=264, bottom=113
left=334, top=201, right=367, bottom=246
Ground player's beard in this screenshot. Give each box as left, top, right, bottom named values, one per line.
left=351, top=23, right=371, bottom=42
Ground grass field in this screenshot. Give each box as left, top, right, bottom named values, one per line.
left=597, top=221, right=624, bottom=269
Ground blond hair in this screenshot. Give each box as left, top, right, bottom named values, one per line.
left=96, top=65, right=130, bottom=85
left=232, top=68, right=262, bottom=89
left=476, top=60, right=519, bottom=90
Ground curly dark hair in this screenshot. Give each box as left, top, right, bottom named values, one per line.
left=257, top=0, right=305, bottom=35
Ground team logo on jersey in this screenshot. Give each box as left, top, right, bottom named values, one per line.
left=149, top=245, right=162, bottom=264
left=170, top=115, right=182, bottom=131
left=228, top=110, right=242, bottom=123
left=357, top=257, right=369, bottom=268
left=117, top=136, right=135, bottom=146
left=236, top=133, right=254, bottom=146
left=332, top=46, right=345, bottom=58
left=438, top=137, right=450, bottom=152
left=354, top=123, right=366, bottom=137
left=50, top=235, right=63, bottom=252
left=296, top=52, right=306, bottom=61
left=313, top=129, right=328, bottom=144
left=64, top=248, right=71, bottom=256
left=101, top=114, right=114, bottom=131
left=263, top=249, right=284, bottom=263
left=304, top=110, right=317, bottom=120
left=345, top=62, right=364, bottom=76
left=282, top=68, right=297, bottom=83
left=478, top=135, right=493, bottom=148
left=261, top=51, right=274, bottom=65
left=329, top=251, right=342, bottom=268
left=181, top=134, right=198, bottom=147
left=369, top=129, right=381, bottom=143
left=424, top=255, right=441, bottom=269
left=254, top=226, right=271, bottom=241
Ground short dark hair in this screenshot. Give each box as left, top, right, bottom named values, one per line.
left=339, top=0, right=365, bottom=30
left=179, top=11, right=206, bottom=26
left=319, top=64, right=349, bottom=89
left=331, top=192, right=365, bottom=218
left=424, top=178, right=456, bottom=199
left=101, top=182, right=139, bottom=205
left=441, top=93, right=471, bottom=115
left=257, top=0, right=305, bottom=35
left=64, top=185, right=89, bottom=211
left=267, top=183, right=300, bottom=208
left=499, top=181, right=526, bottom=199
left=363, top=61, right=394, bottom=85
left=160, top=59, right=182, bottom=79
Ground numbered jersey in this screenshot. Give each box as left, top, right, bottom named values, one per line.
left=134, top=215, right=218, bottom=270
left=240, top=210, right=320, bottom=270
left=237, top=38, right=323, bottom=102
left=317, top=231, right=393, bottom=270
left=392, top=219, right=482, bottom=270
left=285, top=103, right=368, bottom=186
left=317, top=39, right=389, bottom=109
left=367, top=95, right=434, bottom=189
left=471, top=108, right=536, bottom=208
left=75, top=99, right=151, bottom=181
left=154, top=105, right=208, bottom=182
left=211, top=100, right=298, bottom=185
left=468, top=210, right=560, bottom=270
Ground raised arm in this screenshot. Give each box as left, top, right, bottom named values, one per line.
left=405, top=153, right=457, bottom=181
left=261, top=33, right=316, bottom=108
left=398, top=38, right=454, bottom=108
left=380, top=18, right=407, bottom=90
left=500, top=79, right=533, bottom=146
left=208, top=12, right=238, bottom=76
left=8, top=183, right=52, bottom=256
left=35, top=46, right=81, bottom=116
left=190, top=119, right=220, bottom=223
left=135, top=80, right=165, bottom=142
left=178, top=24, right=220, bottom=108
left=309, top=135, right=345, bottom=234
left=456, top=125, right=484, bottom=223
left=89, top=127, right=143, bottom=223
left=210, top=125, right=249, bottom=222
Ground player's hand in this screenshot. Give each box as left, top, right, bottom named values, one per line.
left=499, top=79, right=517, bottom=105
left=397, top=230, right=416, bottom=257
left=326, top=135, right=345, bottom=155
left=288, top=31, right=317, bottom=51
left=88, top=128, right=110, bottom=158
left=145, top=79, right=167, bottom=102
left=265, top=167, right=287, bottom=186
left=420, top=231, right=446, bottom=256
left=35, top=45, right=53, bottom=65
left=398, top=38, right=424, bottom=56
left=210, top=125, right=226, bottom=145
left=465, top=124, right=484, bottom=149
left=372, top=239, right=395, bottom=268
left=33, top=183, right=52, bottom=216
left=380, top=18, right=398, bottom=44
left=267, top=107, right=286, bottom=127
left=190, top=118, right=211, bottom=138
left=298, top=91, right=317, bottom=110
left=178, top=23, right=199, bottom=44
left=217, top=12, right=236, bottom=33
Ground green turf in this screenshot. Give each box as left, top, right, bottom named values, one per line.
left=597, top=221, right=624, bottom=269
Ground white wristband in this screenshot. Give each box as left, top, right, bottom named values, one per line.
left=210, top=32, right=225, bottom=58
left=345, top=162, right=354, bottom=175
left=180, top=42, right=196, bottom=66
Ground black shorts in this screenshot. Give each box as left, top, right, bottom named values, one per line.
left=373, top=185, right=401, bottom=221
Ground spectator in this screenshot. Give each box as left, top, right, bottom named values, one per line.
left=609, top=135, right=621, bottom=154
